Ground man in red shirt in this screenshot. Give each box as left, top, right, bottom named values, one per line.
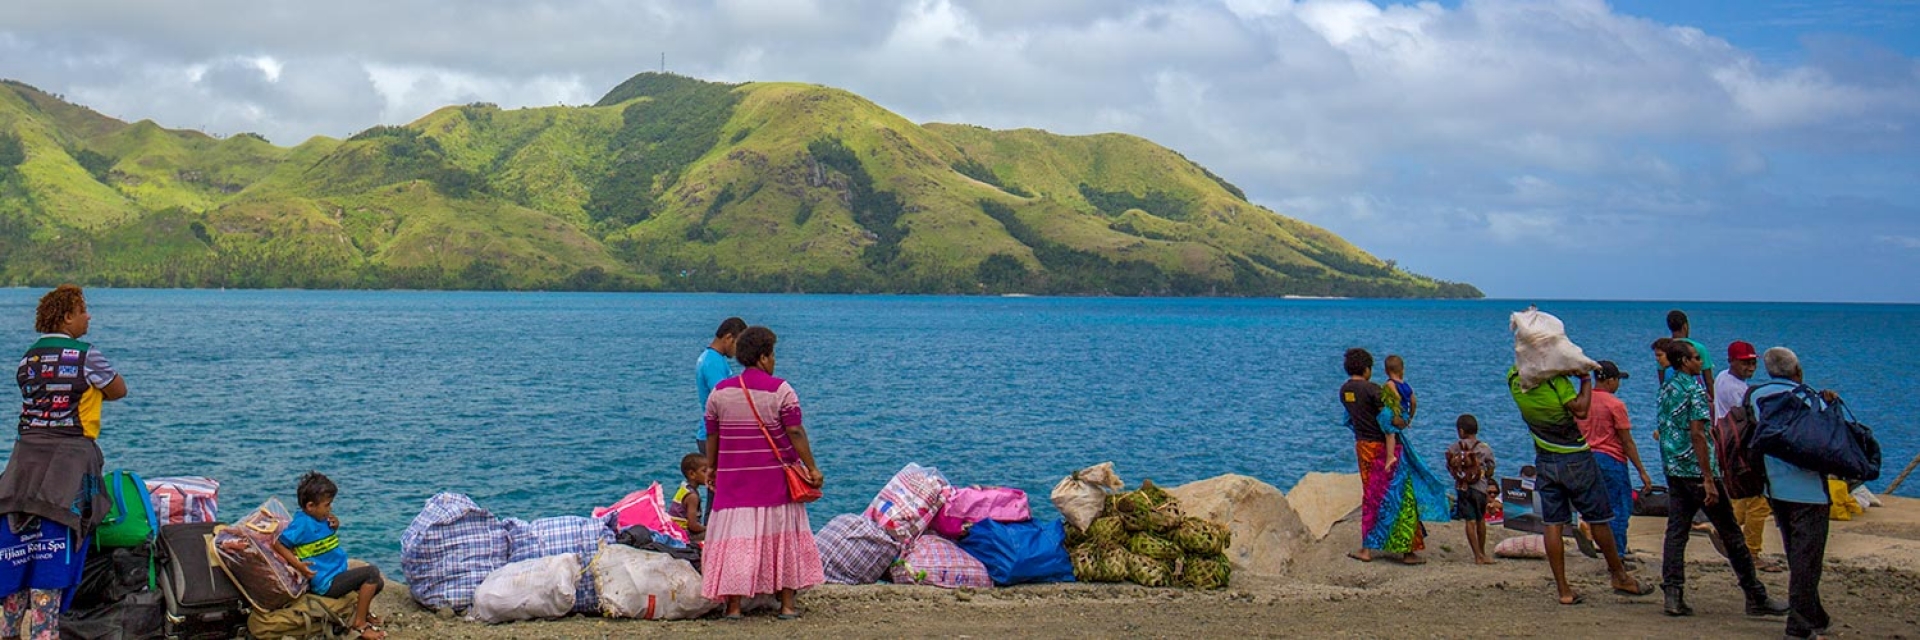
left=1576, top=360, right=1657, bottom=557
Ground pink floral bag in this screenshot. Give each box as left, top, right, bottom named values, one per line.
left=931, top=486, right=1031, bottom=539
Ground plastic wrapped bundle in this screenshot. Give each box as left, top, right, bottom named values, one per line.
left=213, top=498, right=309, bottom=611
left=863, top=463, right=951, bottom=543
left=1511, top=307, right=1598, bottom=389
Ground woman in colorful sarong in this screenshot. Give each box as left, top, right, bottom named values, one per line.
left=1340, top=348, right=1449, bottom=564
left=700, top=326, right=825, bottom=619
left=0, top=285, right=128, bottom=640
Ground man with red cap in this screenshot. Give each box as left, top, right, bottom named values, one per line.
left=1715, top=340, right=1783, bottom=572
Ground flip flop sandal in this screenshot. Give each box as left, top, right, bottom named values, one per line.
left=777, top=612, right=801, bottom=620
left=1559, top=593, right=1586, bottom=606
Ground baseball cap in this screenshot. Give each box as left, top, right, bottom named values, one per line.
left=1594, top=360, right=1629, bottom=380
left=1727, top=340, right=1759, bottom=362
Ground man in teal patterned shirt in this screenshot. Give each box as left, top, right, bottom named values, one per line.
left=1656, top=340, right=1786, bottom=618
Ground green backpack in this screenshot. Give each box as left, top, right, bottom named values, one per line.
left=94, top=470, right=158, bottom=549
left=247, top=592, right=359, bottom=640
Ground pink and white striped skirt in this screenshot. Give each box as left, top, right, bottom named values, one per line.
left=700, top=503, right=825, bottom=600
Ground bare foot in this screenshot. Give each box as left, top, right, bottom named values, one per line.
left=1347, top=550, right=1373, bottom=562
left=1611, top=574, right=1653, bottom=596
left=1399, top=552, right=1427, bottom=565
left=1474, top=556, right=1496, bottom=565
left=1558, top=592, right=1585, bottom=605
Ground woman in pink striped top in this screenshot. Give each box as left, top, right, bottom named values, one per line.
left=700, top=326, right=825, bottom=619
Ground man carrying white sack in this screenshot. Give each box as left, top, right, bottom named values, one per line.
left=1506, top=308, right=1651, bottom=605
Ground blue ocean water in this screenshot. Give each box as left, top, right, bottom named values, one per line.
left=2, top=289, right=1914, bottom=573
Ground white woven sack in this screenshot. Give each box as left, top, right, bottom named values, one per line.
left=468, top=554, right=580, bottom=623
left=591, top=543, right=718, bottom=620
left=1511, top=307, right=1598, bottom=390
left=1051, top=462, right=1123, bottom=532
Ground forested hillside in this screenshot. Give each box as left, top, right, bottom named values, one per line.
left=0, top=75, right=1479, bottom=297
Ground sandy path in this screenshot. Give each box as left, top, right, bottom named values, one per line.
left=367, top=500, right=1920, bottom=638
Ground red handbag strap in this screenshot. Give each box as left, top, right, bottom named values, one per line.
left=738, top=378, right=789, bottom=462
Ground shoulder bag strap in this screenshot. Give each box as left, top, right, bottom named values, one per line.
left=737, top=379, right=789, bottom=463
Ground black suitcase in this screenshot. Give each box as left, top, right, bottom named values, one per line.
left=154, top=523, right=246, bottom=640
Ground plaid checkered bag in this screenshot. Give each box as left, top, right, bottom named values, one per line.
left=505, top=515, right=614, bottom=613
left=144, top=476, right=220, bottom=525
left=401, top=493, right=511, bottom=613
left=888, top=535, right=991, bottom=589
left=815, top=514, right=900, bottom=585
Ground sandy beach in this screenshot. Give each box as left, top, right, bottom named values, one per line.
left=363, top=475, right=1920, bottom=639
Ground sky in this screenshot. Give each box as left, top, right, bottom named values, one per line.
left=2, top=0, right=1916, bottom=302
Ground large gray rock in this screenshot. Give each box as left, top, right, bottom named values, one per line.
left=1168, top=474, right=1310, bottom=577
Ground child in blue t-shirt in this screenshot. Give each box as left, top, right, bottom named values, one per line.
left=273, top=472, right=387, bottom=640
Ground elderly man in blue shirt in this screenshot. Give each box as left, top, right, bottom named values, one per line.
left=1746, top=347, right=1842, bottom=640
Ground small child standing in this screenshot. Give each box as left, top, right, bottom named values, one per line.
left=668, top=453, right=711, bottom=542
left=274, top=472, right=387, bottom=640
left=1445, top=415, right=1497, bottom=564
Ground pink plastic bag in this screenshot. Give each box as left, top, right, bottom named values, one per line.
left=145, top=476, right=220, bottom=525
left=931, top=486, right=1031, bottom=539
left=591, top=483, right=690, bottom=544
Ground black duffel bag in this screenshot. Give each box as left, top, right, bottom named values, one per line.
left=1632, top=485, right=1670, bottom=517
left=1750, top=383, right=1882, bottom=481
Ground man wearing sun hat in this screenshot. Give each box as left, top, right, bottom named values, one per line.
left=1714, top=340, right=1783, bottom=572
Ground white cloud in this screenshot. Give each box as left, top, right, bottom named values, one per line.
left=1877, top=235, right=1920, bottom=250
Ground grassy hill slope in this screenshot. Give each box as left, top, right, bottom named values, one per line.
left=0, top=74, right=1478, bottom=297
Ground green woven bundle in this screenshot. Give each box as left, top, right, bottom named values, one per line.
left=1137, top=479, right=1174, bottom=510
left=1127, top=532, right=1182, bottom=562
left=1126, top=552, right=1174, bottom=587
left=1142, top=510, right=1183, bottom=534
left=1115, top=489, right=1156, bottom=515
left=1169, top=517, right=1231, bottom=555
left=1178, top=556, right=1231, bottom=590
left=1086, top=516, right=1128, bottom=545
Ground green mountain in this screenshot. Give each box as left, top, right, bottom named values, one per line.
left=0, top=74, right=1480, bottom=297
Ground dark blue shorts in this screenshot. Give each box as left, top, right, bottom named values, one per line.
left=1454, top=488, right=1488, bottom=521
left=1534, top=449, right=1614, bottom=526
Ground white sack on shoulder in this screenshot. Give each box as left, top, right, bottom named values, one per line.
left=591, top=543, right=717, bottom=620
left=1051, top=462, right=1124, bottom=532
left=468, top=554, right=580, bottom=624
left=1511, top=307, right=1598, bottom=390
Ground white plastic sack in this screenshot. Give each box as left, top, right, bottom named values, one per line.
left=1051, top=462, right=1124, bottom=532
left=1511, top=307, right=1598, bottom=390
left=1851, top=485, right=1882, bottom=508
left=468, top=554, right=580, bottom=624
left=590, top=544, right=717, bottom=620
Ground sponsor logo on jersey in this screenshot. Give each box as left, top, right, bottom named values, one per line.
left=60, top=349, right=81, bottom=362
left=48, top=395, right=71, bottom=410
left=40, top=354, right=60, bottom=363
left=56, top=366, right=79, bottom=378
left=44, top=384, right=70, bottom=392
